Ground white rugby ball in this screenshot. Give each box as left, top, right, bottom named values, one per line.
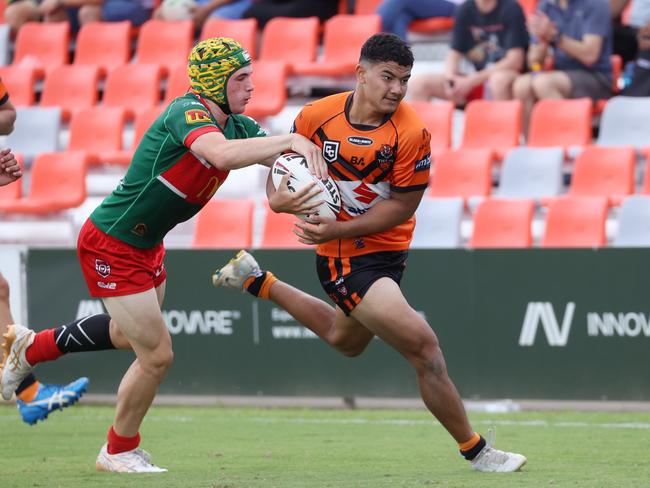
left=160, top=0, right=196, bottom=20
left=271, top=153, right=340, bottom=221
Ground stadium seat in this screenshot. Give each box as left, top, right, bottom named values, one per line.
left=192, top=199, right=254, bottom=249
left=461, top=99, right=522, bottom=159
left=67, top=107, right=129, bottom=165
left=40, top=65, right=101, bottom=121
left=496, top=147, right=564, bottom=201
left=597, top=96, right=650, bottom=149
left=259, top=203, right=308, bottom=249
left=200, top=18, right=258, bottom=58
left=0, top=66, right=37, bottom=106
left=408, top=100, right=453, bottom=159
left=6, top=107, right=61, bottom=163
left=568, top=146, right=635, bottom=206
left=12, top=22, right=70, bottom=75
left=74, top=21, right=132, bottom=74
left=135, top=19, right=194, bottom=73
left=133, top=106, right=164, bottom=147
left=541, top=196, right=608, bottom=248
left=612, top=195, right=650, bottom=247
left=259, top=17, right=319, bottom=73
left=292, top=15, right=382, bottom=77
left=428, top=149, right=494, bottom=204
left=412, top=197, right=464, bottom=248
left=103, top=64, right=165, bottom=118
left=164, top=64, right=190, bottom=104
left=517, top=0, right=538, bottom=17
left=0, top=24, right=10, bottom=66
left=0, top=154, right=22, bottom=201
left=409, top=18, right=455, bottom=35
left=0, top=151, right=88, bottom=214
left=527, top=98, right=592, bottom=150
left=244, top=61, right=288, bottom=120
left=469, top=198, right=535, bottom=248
left=353, top=0, right=380, bottom=14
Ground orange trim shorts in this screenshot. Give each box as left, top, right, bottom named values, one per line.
left=77, top=219, right=166, bottom=298
left=316, top=251, right=408, bottom=315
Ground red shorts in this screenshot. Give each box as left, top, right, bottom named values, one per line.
left=77, top=219, right=166, bottom=298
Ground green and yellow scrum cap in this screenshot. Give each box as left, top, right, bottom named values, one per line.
left=188, top=37, right=251, bottom=113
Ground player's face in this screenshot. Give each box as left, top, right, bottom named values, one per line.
left=362, top=61, right=411, bottom=113
left=226, top=65, right=254, bottom=114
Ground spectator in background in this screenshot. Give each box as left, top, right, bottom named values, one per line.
left=154, top=0, right=253, bottom=29
left=611, top=0, right=650, bottom=63
left=622, top=20, right=650, bottom=95
left=513, top=0, right=613, bottom=129
left=377, top=0, right=457, bottom=41
left=243, top=0, right=339, bottom=29
left=5, top=0, right=153, bottom=38
left=409, top=0, right=528, bottom=104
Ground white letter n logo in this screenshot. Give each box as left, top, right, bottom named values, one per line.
left=519, top=302, right=575, bottom=347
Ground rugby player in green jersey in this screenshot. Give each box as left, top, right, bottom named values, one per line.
left=0, top=37, right=325, bottom=472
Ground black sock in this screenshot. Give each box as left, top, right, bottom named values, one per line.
left=15, top=373, right=37, bottom=395
left=460, top=435, right=487, bottom=460
left=53, top=314, right=115, bottom=353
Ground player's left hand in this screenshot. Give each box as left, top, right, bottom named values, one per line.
left=0, top=148, right=22, bottom=187
left=293, top=215, right=341, bottom=244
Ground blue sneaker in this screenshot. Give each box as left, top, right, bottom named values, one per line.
left=17, top=377, right=89, bottom=425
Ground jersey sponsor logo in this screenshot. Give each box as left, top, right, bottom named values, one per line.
left=414, top=154, right=431, bottom=173
left=353, top=238, right=365, bottom=250
left=185, top=109, right=212, bottom=124
left=337, top=180, right=389, bottom=216
left=97, top=281, right=117, bottom=290
left=376, top=144, right=395, bottom=171
left=131, top=223, right=148, bottom=237
left=95, top=259, right=111, bottom=278
left=353, top=181, right=379, bottom=205
left=322, top=140, right=340, bottom=163
left=196, top=176, right=223, bottom=200
left=347, top=136, right=373, bottom=146
left=335, top=277, right=348, bottom=296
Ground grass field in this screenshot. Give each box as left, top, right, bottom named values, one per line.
left=2, top=404, right=650, bottom=487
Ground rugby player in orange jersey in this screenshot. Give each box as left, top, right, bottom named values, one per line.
left=214, top=33, right=527, bottom=473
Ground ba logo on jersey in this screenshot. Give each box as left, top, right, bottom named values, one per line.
left=185, top=109, right=211, bottom=124
left=322, top=141, right=340, bottom=163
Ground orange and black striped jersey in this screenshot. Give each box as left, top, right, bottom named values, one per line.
left=292, top=91, right=431, bottom=258
left=0, top=79, right=9, bottom=106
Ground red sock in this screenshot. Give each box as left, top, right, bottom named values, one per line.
left=107, top=426, right=141, bottom=454
left=25, top=329, right=63, bottom=366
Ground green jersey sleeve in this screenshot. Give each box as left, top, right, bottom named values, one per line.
left=164, top=96, right=221, bottom=148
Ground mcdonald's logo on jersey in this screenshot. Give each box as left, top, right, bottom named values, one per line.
left=185, top=109, right=212, bottom=124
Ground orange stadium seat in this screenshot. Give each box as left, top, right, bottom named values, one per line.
left=103, top=64, right=164, bottom=118
left=67, top=107, right=129, bottom=165
left=135, top=19, right=194, bottom=73
left=12, top=22, right=70, bottom=75
left=259, top=17, right=319, bottom=72
left=0, top=66, right=37, bottom=106
left=244, top=61, right=288, bottom=120
left=428, top=149, right=494, bottom=203
left=259, top=203, right=309, bottom=249
left=164, top=64, right=190, bottom=104
left=409, top=18, right=454, bottom=34
left=0, top=154, right=22, bottom=201
left=517, top=0, right=538, bottom=17
left=40, top=65, right=101, bottom=121
left=292, top=15, right=382, bottom=77
left=133, top=106, right=164, bottom=147
left=469, top=198, right=535, bottom=248
left=461, top=99, right=522, bottom=159
left=74, top=21, right=132, bottom=74
left=408, top=100, right=453, bottom=159
left=641, top=150, right=650, bottom=195
left=527, top=98, right=592, bottom=149
left=541, top=196, right=609, bottom=248
left=568, top=146, right=636, bottom=206
left=353, top=0, right=380, bottom=14
left=0, top=152, right=88, bottom=214
left=200, top=18, right=258, bottom=58
left=192, top=199, right=254, bottom=249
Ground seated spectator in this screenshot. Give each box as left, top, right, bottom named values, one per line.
left=409, top=0, right=528, bottom=104
left=377, top=0, right=457, bottom=41
left=611, top=0, right=650, bottom=64
left=243, top=0, right=339, bottom=29
left=154, top=0, right=253, bottom=29
left=513, top=0, right=612, bottom=129
left=622, top=21, right=650, bottom=95
left=5, top=0, right=152, bottom=37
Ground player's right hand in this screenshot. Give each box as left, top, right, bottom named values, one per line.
left=289, top=134, right=328, bottom=181
left=0, top=148, right=21, bottom=187
left=268, top=173, right=323, bottom=215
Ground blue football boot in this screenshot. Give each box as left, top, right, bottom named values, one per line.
left=17, top=377, right=89, bottom=425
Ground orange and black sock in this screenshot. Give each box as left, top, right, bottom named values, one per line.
left=244, top=271, right=277, bottom=299
left=459, top=432, right=486, bottom=460
left=15, top=374, right=39, bottom=402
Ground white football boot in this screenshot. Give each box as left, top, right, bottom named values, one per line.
left=0, top=324, right=35, bottom=400
left=96, top=443, right=167, bottom=473
left=212, top=250, right=262, bottom=291
left=471, top=430, right=527, bottom=473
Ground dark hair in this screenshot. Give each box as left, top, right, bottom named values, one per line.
left=359, top=33, right=414, bottom=68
